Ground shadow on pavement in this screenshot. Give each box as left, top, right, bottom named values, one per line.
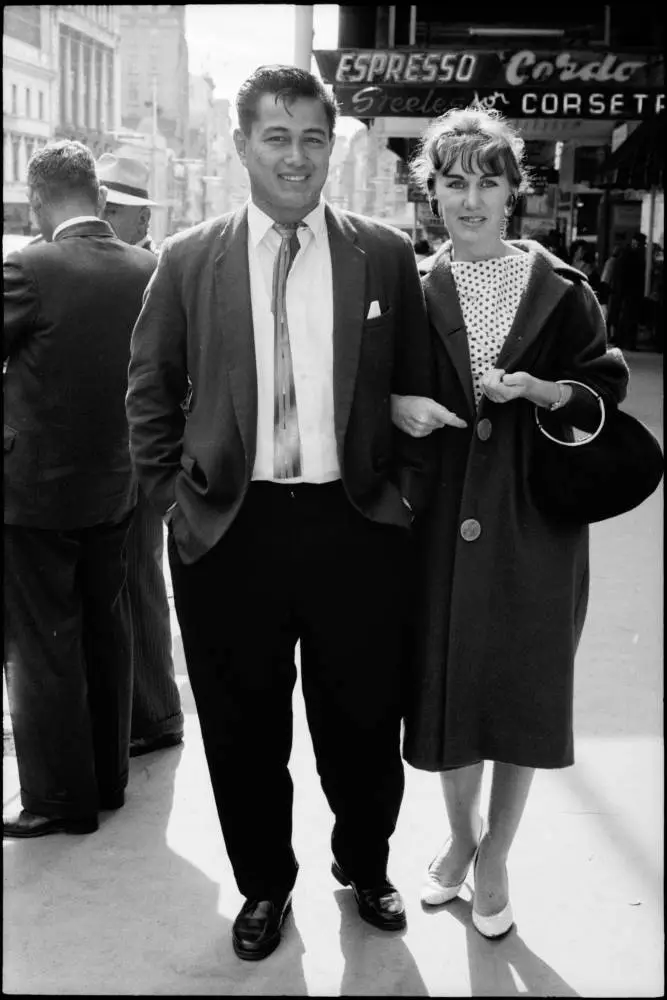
left=4, top=747, right=263, bottom=994
left=334, top=888, right=430, bottom=996
left=440, top=897, right=582, bottom=998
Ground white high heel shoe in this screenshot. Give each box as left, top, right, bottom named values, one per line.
left=471, top=900, right=514, bottom=938
left=420, top=828, right=482, bottom=906
left=471, top=850, right=514, bottom=938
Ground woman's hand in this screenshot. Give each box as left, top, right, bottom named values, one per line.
left=391, top=394, right=467, bottom=438
left=480, top=369, right=571, bottom=409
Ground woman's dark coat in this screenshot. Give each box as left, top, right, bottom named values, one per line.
left=403, top=241, right=629, bottom=771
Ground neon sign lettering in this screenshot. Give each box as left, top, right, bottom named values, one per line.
left=505, top=50, right=646, bottom=86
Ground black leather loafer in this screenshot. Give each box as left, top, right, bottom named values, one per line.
left=232, top=894, right=292, bottom=961
left=129, top=732, right=183, bottom=758
left=3, top=809, right=99, bottom=839
left=332, top=860, right=407, bottom=931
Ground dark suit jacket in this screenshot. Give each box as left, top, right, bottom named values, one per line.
left=126, top=204, right=435, bottom=564
left=3, top=219, right=157, bottom=529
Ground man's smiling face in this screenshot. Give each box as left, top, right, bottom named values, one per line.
left=233, top=93, right=334, bottom=223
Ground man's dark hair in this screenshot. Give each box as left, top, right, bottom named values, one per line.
left=27, top=140, right=99, bottom=206
left=580, top=246, right=597, bottom=267
left=236, top=65, right=339, bottom=138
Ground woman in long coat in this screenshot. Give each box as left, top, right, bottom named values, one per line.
left=392, top=106, right=628, bottom=939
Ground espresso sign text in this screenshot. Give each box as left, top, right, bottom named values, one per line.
left=314, top=48, right=661, bottom=90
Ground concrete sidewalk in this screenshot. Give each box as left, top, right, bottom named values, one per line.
left=3, top=353, right=663, bottom=997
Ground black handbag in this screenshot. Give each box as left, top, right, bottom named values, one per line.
left=529, top=380, right=664, bottom=524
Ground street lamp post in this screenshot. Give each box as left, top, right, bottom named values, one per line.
left=151, top=72, right=158, bottom=203
left=294, top=5, right=314, bottom=71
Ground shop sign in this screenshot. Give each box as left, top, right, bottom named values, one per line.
left=315, top=48, right=664, bottom=119
left=332, top=85, right=664, bottom=120
left=395, top=160, right=410, bottom=184
left=315, top=49, right=661, bottom=89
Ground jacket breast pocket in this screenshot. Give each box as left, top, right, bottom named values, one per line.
left=363, top=305, right=394, bottom=330
left=4, top=425, right=17, bottom=452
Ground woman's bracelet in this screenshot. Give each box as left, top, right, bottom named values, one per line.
left=549, top=383, right=568, bottom=411
left=534, top=380, right=606, bottom=447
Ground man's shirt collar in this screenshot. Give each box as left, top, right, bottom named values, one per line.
left=247, top=199, right=327, bottom=250
left=52, top=216, right=103, bottom=240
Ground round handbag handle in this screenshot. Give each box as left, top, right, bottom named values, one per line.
left=534, top=379, right=606, bottom=447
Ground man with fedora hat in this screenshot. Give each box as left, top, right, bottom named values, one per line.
left=97, top=152, right=184, bottom=758
left=98, top=152, right=158, bottom=253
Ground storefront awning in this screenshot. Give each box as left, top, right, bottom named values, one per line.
left=596, top=118, right=664, bottom=190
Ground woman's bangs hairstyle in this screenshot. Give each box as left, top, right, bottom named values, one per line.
left=411, top=106, right=528, bottom=197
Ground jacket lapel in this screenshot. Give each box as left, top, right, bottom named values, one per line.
left=326, top=206, right=367, bottom=450
left=423, top=257, right=476, bottom=417
left=213, top=207, right=257, bottom=466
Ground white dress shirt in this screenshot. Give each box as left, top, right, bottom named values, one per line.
left=247, top=199, right=339, bottom=484
left=52, top=215, right=101, bottom=239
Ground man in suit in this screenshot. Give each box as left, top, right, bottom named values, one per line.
left=3, top=140, right=157, bottom=838
left=126, top=66, right=434, bottom=960
left=98, top=152, right=184, bottom=758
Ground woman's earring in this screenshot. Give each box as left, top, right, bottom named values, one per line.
left=429, top=197, right=439, bottom=217
left=501, top=193, right=517, bottom=238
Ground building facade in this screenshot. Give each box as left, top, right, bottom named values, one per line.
left=118, top=5, right=189, bottom=156
left=3, top=5, right=123, bottom=234
left=54, top=5, right=122, bottom=147
left=3, top=6, right=57, bottom=232
left=315, top=5, right=664, bottom=263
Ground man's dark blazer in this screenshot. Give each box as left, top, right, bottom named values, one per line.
left=3, top=219, right=157, bottom=529
left=126, top=204, right=435, bottom=565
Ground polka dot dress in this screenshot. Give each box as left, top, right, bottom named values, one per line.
left=450, top=253, right=535, bottom=404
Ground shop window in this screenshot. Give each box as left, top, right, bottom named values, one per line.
left=575, top=193, right=602, bottom=237
left=4, top=6, right=41, bottom=48
left=11, top=136, right=20, bottom=182
left=574, top=147, right=607, bottom=187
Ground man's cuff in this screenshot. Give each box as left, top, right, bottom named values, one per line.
left=401, top=495, right=415, bottom=524
left=163, top=501, right=178, bottom=524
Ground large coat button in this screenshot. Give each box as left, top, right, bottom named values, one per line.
left=477, top=418, right=492, bottom=441
left=460, top=518, right=481, bottom=541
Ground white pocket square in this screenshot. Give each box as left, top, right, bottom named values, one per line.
left=366, top=300, right=382, bottom=319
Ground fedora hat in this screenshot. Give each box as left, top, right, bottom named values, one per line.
left=96, top=153, right=156, bottom=206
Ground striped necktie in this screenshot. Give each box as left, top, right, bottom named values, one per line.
left=271, top=222, right=303, bottom=479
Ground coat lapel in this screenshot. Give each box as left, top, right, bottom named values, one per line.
left=325, top=205, right=367, bottom=450
left=213, top=207, right=257, bottom=466
left=495, top=246, right=572, bottom=372
left=425, top=243, right=577, bottom=412
left=423, top=256, right=476, bottom=417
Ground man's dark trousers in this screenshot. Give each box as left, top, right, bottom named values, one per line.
left=4, top=515, right=133, bottom=817
left=125, top=488, right=183, bottom=743
left=168, top=481, right=409, bottom=902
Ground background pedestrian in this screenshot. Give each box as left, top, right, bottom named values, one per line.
left=98, top=153, right=184, bottom=758
left=3, top=141, right=157, bottom=838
